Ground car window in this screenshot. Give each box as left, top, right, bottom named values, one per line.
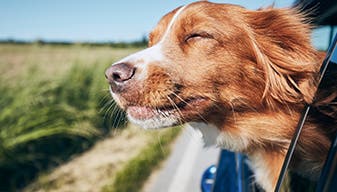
left=275, top=35, right=337, bottom=192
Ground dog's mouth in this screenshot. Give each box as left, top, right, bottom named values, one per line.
left=126, top=97, right=211, bottom=128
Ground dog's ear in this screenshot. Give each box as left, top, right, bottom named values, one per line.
left=246, top=7, right=322, bottom=107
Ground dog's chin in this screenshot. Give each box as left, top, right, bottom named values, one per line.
left=126, top=106, right=183, bottom=129
left=127, top=113, right=179, bottom=129
left=125, top=97, right=212, bottom=129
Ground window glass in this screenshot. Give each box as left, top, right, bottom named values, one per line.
left=276, top=36, right=337, bottom=192
left=312, top=26, right=337, bottom=51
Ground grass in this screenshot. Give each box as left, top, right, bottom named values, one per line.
left=0, top=44, right=140, bottom=191
left=0, top=44, right=182, bottom=192
left=102, top=127, right=181, bottom=192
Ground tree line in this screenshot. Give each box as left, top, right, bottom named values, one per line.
left=0, top=36, right=148, bottom=48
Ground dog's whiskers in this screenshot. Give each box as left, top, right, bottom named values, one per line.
left=166, top=95, right=184, bottom=124
left=169, top=91, right=210, bottom=124
left=103, top=100, right=116, bottom=121
left=149, top=92, right=170, bottom=118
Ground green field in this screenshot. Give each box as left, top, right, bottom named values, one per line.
left=0, top=44, right=140, bottom=191
left=0, top=44, right=181, bottom=192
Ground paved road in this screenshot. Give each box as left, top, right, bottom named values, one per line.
left=146, top=125, right=220, bottom=192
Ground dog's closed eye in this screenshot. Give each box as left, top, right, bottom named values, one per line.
left=184, top=31, right=213, bottom=43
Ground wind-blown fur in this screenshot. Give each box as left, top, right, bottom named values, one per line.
left=105, top=1, right=337, bottom=191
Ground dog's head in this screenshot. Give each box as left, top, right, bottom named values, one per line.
left=105, top=1, right=320, bottom=130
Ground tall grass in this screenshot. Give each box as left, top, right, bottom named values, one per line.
left=0, top=44, right=139, bottom=191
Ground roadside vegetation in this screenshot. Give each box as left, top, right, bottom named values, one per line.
left=0, top=44, right=132, bottom=191
left=0, top=43, right=181, bottom=192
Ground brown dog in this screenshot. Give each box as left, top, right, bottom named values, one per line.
left=105, top=1, right=336, bottom=191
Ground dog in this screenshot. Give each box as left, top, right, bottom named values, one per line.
left=105, top=1, right=337, bottom=191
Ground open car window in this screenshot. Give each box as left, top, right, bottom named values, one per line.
left=275, top=35, right=337, bottom=192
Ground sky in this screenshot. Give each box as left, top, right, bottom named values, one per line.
left=0, top=0, right=335, bottom=49
left=1, top=0, right=294, bottom=42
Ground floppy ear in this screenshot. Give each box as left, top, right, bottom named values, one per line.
left=246, top=7, right=322, bottom=107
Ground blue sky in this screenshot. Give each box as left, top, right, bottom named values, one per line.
left=0, top=0, right=334, bottom=49
left=0, top=0, right=294, bottom=42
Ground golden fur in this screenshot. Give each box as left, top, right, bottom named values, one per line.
left=106, top=1, right=337, bottom=191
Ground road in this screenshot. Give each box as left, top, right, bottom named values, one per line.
left=146, top=125, right=220, bottom=192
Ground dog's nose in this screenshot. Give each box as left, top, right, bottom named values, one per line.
left=105, top=63, right=135, bottom=84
